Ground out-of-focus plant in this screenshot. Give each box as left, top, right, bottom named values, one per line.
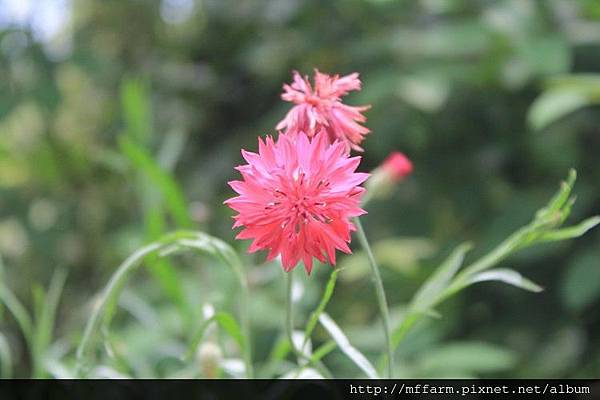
left=0, top=257, right=67, bottom=378
left=528, top=74, right=600, bottom=130
left=389, top=170, right=599, bottom=356
left=1, top=0, right=599, bottom=380
left=75, top=231, right=253, bottom=378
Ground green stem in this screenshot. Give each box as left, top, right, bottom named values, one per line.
left=285, top=270, right=333, bottom=378
left=237, top=265, right=254, bottom=378
left=354, top=217, right=393, bottom=378
left=285, top=270, right=296, bottom=361
left=387, top=223, right=544, bottom=359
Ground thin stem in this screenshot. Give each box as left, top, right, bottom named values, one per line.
left=354, top=217, right=393, bottom=378
left=237, top=268, right=254, bottom=378
left=285, top=270, right=333, bottom=378
left=285, top=270, right=295, bottom=361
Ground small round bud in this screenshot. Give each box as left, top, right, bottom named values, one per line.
left=365, top=152, right=413, bottom=202
left=197, top=342, right=222, bottom=378
left=381, top=152, right=413, bottom=182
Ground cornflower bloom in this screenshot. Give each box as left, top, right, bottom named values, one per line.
left=276, top=70, right=370, bottom=152
left=225, top=132, right=368, bottom=273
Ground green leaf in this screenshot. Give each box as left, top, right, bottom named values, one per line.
left=528, top=74, right=600, bottom=131
left=309, top=340, right=336, bottom=365
left=536, top=216, right=600, bottom=243
left=0, top=283, right=33, bottom=345
left=301, top=269, right=339, bottom=352
left=267, top=335, right=291, bottom=363
left=0, top=332, right=12, bottom=379
left=76, top=231, right=252, bottom=378
left=318, top=313, right=378, bottom=378
left=261, top=335, right=291, bottom=377
left=518, top=35, right=570, bottom=77
left=417, top=341, right=517, bottom=375
left=186, top=312, right=244, bottom=361
left=536, top=169, right=576, bottom=220
left=528, top=90, right=589, bottom=131
left=411, top=243, right=472, bottom=312
left=214, top=312, right=245, bottom=349
left=119, top=136, right=192, bottom=228
left=32, top=268, right=67, bottom=378
left=466, top=268, right=543, bottom=293
left=121, top=79, right=151, bottom=145
left=142, top=205, right=188, bottom=315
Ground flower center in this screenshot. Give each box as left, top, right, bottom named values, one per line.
left=304, top=94, right=322, bottom=106
left=268, top=174, right=331, bottom=235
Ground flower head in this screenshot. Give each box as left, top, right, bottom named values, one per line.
left=276, top=70, right=371, bottom=152
left=365, top=152, right=413, bottom=202
left=381, top=152, right=413, bottom=182
left=225, top=132, right=369, bottom=274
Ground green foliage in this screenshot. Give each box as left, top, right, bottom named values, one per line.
left=529, top=75, right=600, bottom=130
left=562, top=248, right=600, bottom=311
left=1, top=0, right=599, bottom=379
left=415, top=341, right=517, bottom=377
left=31, top=268, right=68, bottom=378
left=301, top=268, right=339, bottom=353
left=318, top=313, right=379, bottom=379
left=339, top=238, right=435, bottom=282
left=0, top=265, right=67, bottom=378
left=186, top=311, right=244, bottom=360
left=0, top=332, right=12, bottom=379
left=391, top=170, right=599, bottom=352
left=75, top=231, right=252, bottom=378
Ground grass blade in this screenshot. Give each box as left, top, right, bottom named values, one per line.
left=301, top=269, right=339, bottom=352
left=119, top=136, right=192, bottom=228
left=411, top=243, right=472, bottom=312
left=319, top=313, right=378, bottom=378
left=536, top=216, right=600, bottom=243
left=0, top=332, right=12, bottom=379
left=309, top=340, right=336, bottom=365
left=0, top=284, right=33, bottom=345
left=466, top=268, right=543, bottom=293
left=32, top=268, right=68, bottom=378
left=76, top=231, right=253, bottom=378
left=185, top=312, right=244, bottom=361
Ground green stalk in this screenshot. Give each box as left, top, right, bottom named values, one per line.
left=285, top=270, right=333, bottom=378
left=354, top=217, right=393, bottom=378
left=285, top=270, right=295, bottom=360
left=237, top=264, right=254, bottom=378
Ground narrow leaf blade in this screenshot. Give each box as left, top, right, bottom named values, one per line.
left=537, top=216, right=600, bottom=243
left=302, top=269, right=339, bottom=350
left=467, top=268, right=543, bottom=293
left=412, top=243, right=472, bottom=312
left=319, top=313, right=378, bottom=378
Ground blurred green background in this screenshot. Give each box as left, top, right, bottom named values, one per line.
left=0, top=0, right=599, bottom=378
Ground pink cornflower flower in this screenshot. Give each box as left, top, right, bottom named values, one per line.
left=365, top=151, right=413, bottom=202
left=225, top=132, right=369, bottom=274
left=276, top=70, right=371, bottom=152
left=381, top=152, right=413, bottom=182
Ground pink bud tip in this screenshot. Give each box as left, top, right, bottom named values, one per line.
left=382, top=152, right=413, bottom=182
